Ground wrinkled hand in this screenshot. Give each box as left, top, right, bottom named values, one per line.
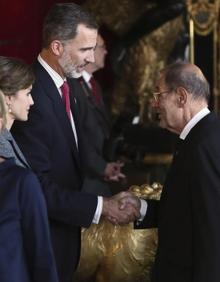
left=102, top=191, right=140, bottom=225
left=117, top=193, right=141, bottom=211
left=104, top=161, right=126, bottom=182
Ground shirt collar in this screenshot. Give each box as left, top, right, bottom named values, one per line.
left=180, top=107, right=210, bottom=140
left=81, top=70, right=92, bottom=84
left=38, top=55, right=65, bottom=89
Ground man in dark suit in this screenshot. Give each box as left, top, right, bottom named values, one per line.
left=11, top=3, right=140, bottom=282
left=78, top=33, right=125, bottom=196
left=121, top=61, right=220, bottom=281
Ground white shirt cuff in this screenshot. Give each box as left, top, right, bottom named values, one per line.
left=92, top=196, right=103, bottom=224
left=139, top=199, right=147, bottom=221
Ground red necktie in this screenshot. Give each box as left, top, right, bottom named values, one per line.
left=60, top=81, right=71, bottom=119
left=89, top=76, right=101, bottom=105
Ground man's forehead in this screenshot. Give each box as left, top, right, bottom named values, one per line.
left=76, top=23, right=97, bottom=36
left=72, top=25, right=97, bottom=48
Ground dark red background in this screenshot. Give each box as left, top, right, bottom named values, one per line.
left=0, top=0, right=85, bottom=63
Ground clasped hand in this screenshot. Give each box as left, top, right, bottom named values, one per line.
left=102, top=191, right=141, bottom=225
left=103, top=161, right=126, bottom=182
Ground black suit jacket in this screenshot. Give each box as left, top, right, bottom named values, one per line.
left=138, top=112, right=220, bottom=282
left=0, top=159, right=58, bottom=282
left=77, top=78, right=111, bottom=175
left=12, top=61, right=98, bottom=282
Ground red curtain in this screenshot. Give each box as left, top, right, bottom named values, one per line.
left=0, top=0, right=84, bottom=63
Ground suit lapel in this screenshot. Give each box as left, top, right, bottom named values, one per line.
left=80, top=78, right=111, bottom=131
left=68, top=78, right=85, bottom=165
left=34, top=62, right=81, bottom=166
left=95, top=82, right=111, bottom=125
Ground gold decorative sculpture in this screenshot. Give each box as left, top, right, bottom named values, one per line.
left=187, top=0, right=220, bottom=112
left=84, top=0, right=184, bottom=124
left=74, top=183, right=162, bottom=282
left=111, top=16, right=183, bottom=123
left=187, top=0, right=219, bottom=36
left=84, top=0, right=155, bottom=36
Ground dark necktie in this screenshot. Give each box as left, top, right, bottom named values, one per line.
left=60, top=81, right=71, bottom=119
left=89, top=76, right=101, bottom=105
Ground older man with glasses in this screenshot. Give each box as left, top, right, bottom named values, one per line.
left=121, top=61, right=220, bottom=282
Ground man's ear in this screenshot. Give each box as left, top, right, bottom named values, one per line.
left=176, top=87, right=187, bottom=107
left=50, top=40, right=64, bottom=56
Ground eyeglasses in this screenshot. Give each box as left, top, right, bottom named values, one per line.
left=152, top=90, right=170, bottom=102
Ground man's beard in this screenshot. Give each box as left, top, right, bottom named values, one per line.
left=58, top=53, right=82, bottom=78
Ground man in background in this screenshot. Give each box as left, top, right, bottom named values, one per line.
left=79, top=33, right=125, bottom=196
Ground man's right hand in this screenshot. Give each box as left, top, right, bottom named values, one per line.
left=102, top=191, right=141, bottom=225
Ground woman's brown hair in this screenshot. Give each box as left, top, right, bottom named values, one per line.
left=0, top=56, right=35, bottom=97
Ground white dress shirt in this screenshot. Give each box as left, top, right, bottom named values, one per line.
left=81, top=70, right=92, bottom=86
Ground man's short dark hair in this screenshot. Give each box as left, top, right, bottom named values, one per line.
left=162, top=61, right=210, bottom=102
left=42, top=3, right=98, bottom=48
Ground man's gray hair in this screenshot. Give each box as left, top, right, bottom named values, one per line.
left=162, top=61, right=210, bottom=102
left=42, top=3, right=98, bottom=48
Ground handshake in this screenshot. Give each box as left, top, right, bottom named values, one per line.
left=102, top=191, right=141, bottom=225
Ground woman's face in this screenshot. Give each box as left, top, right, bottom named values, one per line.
left=9, top=86, right=34, bottom=121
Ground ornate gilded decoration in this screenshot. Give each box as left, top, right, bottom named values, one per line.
left=84, top=0, right=184, bottom=123
left=84, top=0, right=155, bottom=35
left=75, top=183, right=162, bottom=282
left=187, top=0, right=220, bottom=112
left=187, top=0, right=219, bottom=36
left=111, top=16, right=183, bottom=123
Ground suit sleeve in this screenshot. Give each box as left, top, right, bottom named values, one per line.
left=82, top=116, right=107, bottom=178
left=19, top=171, right=58, bottom=282
left=190, top=141, right=220, bottom=282
left=135, top=199, right=159, bottom=229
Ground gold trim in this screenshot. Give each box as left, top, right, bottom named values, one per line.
left=143, top=153, right=172, bottom=165
left=187, top=0, right=220, bottom=112
left=189, top=18, right=195, bottom=64
left=187, top=0, right=219, bottom=36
